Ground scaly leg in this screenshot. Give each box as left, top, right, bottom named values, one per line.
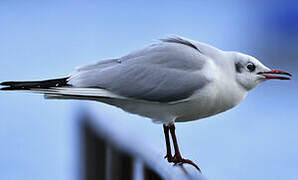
left=163, top=124, right=173, bottom=162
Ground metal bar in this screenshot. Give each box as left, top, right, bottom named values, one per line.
left=82, top=121, right=107, bottom=180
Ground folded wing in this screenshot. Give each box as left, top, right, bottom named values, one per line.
left=69, top=37, right=211, bottom=103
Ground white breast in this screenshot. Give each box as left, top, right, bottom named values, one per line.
left=174, top=72, right=248, bottom=122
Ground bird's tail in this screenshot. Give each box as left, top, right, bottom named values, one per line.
left=0, top=77, right=70, bottom=90
left=0, top=77, right=127, bottom=101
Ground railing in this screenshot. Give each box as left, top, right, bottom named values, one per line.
left=76, top=103, right=205, bottom=180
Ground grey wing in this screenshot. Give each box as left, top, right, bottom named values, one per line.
left=68, top=38, right=211, bottom=103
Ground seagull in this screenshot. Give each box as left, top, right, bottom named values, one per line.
left=0, top=36, right=291, bottom=171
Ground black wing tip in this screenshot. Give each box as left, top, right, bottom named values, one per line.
left=0, top=82, right=31, bottom=90
left=1, top=87, right=27, bottom=91
left=0, top=81, right=12, bottom=90
left=0, top=77, right=70, bottom=91
left=0, top=81, right=14, bottom=86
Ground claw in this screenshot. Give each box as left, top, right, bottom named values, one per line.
left=172, top=154, right=201, bottom=172
left=164, top=154, right=174, bottom=162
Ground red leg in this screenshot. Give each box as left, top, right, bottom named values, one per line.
left=163, top=124, right=173, bottom=162
left=169, top=124, right=201, bottom=172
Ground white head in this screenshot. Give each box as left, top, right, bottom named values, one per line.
left=231, top=52, right=291, bottom=91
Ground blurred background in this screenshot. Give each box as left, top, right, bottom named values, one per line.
left=0, top=0, right=297, bottom=180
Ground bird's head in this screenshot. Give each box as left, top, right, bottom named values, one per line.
left=231, top=52, right=291, bottom=91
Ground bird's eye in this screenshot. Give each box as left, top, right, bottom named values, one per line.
left=246, top=63, right=256, bottom=72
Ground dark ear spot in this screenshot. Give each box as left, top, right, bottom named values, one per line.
left=235, top=62, right=243, bottom=73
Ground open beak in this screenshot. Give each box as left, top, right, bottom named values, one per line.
left=257, top=69, right=292, bottom=80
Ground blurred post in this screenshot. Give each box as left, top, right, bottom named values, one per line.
left=77, top=105, right=205, bottom=180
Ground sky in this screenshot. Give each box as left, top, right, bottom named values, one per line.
left=0, top=1, right=298, bottom=180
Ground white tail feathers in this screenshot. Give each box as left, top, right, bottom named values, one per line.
left=29, top=87, right=127, bottom=100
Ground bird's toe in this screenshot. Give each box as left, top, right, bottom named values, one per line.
left=164, top=154, right=174, bottom=162
left=172, top=155, right=201, bottom=172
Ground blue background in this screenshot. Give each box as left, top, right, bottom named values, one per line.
left=0, top=0, right=297, bottom=180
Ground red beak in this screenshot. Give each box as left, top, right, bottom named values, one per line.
left=257, top=69, right=292, bottom=80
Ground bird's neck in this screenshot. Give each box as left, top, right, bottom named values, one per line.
left=215, top=75, right=248, bottom=110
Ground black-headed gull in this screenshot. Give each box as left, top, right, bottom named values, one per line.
left=1, top=36, right=291, bottom=171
